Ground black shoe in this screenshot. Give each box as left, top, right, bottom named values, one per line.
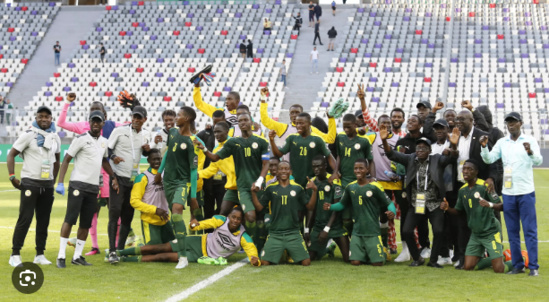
left=56, top=258, right=66, bottom=268
left=313, top=44, right=316, bottom=46
left=188, top=65, right=213, bottom=84
left=409, top=257, right=425, bottom=267
left=320, top=43, right=324, bottom=45
left=529, top=269, right=539, bottom=277
left=109, top=251, right=119, bottom=264
left=427, top=261, right=443, bottom=268
left=71, top=256, right=92, bottom=266
left=507, top=267, right=525, bottom=275
left=455, top=263, right=464, bottom=270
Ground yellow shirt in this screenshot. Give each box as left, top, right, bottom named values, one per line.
left=198, top=140, right=237, bottom=190
left=130, top=168, right=169, bottom=226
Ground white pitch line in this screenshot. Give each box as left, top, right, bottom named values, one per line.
left=0, top=189, right=20, bottom=192
left=0, top=226, right=108, bottom=236
left=166, top=260, right=247, bottom=302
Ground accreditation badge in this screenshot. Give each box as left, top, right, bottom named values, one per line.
left=130, top=163, right=139, bottom=182
left=40, top=160, right=50, bottom=179
left=415, top=193, right=426, bottom=214
left=504, top=167, right=512, bottom=188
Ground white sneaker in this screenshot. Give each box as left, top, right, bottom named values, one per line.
left=437, top=256, right=453, bottom=266
left=420, top=247, right=431, bottom=259
left=454, top=259, right=461, bottom=267
left=449, top=250, right=454, bottom=260
left=34, top=254, right=52, bottom=265
left=175, top=257, right=189, bottom=269
left=394, top=243, right=410, bottom=263
left=9, top=255, right=22, bottom=267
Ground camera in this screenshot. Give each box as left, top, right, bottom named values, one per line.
left=19, top=269, right=36, bottom=287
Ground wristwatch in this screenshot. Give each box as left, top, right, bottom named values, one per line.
left=110, top=154, right=117, bottom=160
left=9, top=175, right=16, bottom=181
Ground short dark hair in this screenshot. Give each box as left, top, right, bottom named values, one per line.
left=279, top=160, right=291, bottom=167
left=212, top=110, right=225, bottom=118
left=390, top=108, right=405, bottom=119
left=228, top=91, right=240, bottom=102
left=236, top=104, right=250, bottom=113
left=161, top=109, right=176, bottom=119
left=377, top=114, right=390, bottom=124
left=312, top=155, right=326, bottom=164
left=269, top=156, right=281, bottom=162
left=214, top=121, right=230, bottom=131
left=298, top=112, right=311, bottom=122
left=290, top=104, right=303, bottom=111
left=148, top=148, right=161, bottom=157
left=230, top=206, right=244, bottom=217
left=465, top=159, right=480, bottom=171
left=355, top=158, right=369, bottom=167
left=180, top=106, right=196, bottom=122
left=342, top=114, right=356, bottom=123
left=410, top=114, right=423, bottom=124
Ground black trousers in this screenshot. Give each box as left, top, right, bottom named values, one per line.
left=313, top=33, right=322, bottom=45
left=386, top=190, right=407, bottom=236
left=12, top=185, right=55, bottom=255
left=108, top=177, right=134, bottom=251
left=403, top=207, right=445, bottom=263
left=203, top=178, right=226, bottom=219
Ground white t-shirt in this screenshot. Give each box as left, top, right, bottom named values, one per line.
left=431, top=141, right=449, bottom=155
left=108, top=124, right=150, bottom=179
left=12, top=129, right=61, bottom=186
left=311, top=50, right=319, bottom=60
left=67, top=132, right=108, bottom=190
left=457, top=126, right=474, bottom=182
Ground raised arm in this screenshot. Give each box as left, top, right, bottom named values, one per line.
left=260, top=101, right=287, bottom=137
left=192, top=86, right=217, bottom=118
left=357, top=83, right=379, bottom=132
left=57, top=95, right=89, bottom=134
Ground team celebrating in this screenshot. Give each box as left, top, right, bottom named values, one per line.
left=7, top=68, right=543, bottom=277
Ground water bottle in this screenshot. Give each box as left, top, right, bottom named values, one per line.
left=384, top=170, right=398, bottom=179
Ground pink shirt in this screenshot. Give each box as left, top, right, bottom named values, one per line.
left=57, top=102, right=126, bottom=134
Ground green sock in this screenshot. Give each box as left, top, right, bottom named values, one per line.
left=121, top=256, right=141, bottom=262
left=245, top=221, right=257, bottom=247
left=172, top=213, right=187, bottom=257
left=504, top=260, right=513, bottom=273
left=119, top=246, right=141, bottom=256
left=474, top=258, right=493, bottom=270
left=380, top=227, right=388, bottom=248
left=255, top=220, right=266, bottom=253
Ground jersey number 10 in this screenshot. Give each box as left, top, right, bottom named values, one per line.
left=244, top=147, right=251, bottom=157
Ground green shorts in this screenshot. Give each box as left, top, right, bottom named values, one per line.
left=309, top=226, right=347, bottom=257
left=261, top=232, right=309, bottom=264
left=466, top=232, right=504, bottom=260
left=169, top=235, right=204, bottom=261
left=141, top=220, right=175, bottom=245
left=223, top=189, right=239, bottom=203
left=349, top=235, right=386, bottom=264
left=165, top=182, right=191, bottom=208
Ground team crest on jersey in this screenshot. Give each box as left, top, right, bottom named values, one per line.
left=354, top=143, right=360, bottom=150
left=366, top=191, right=372, bottom=197
left=25, top=190, right=31, bottom=197
left=324, top=185, right=331, bottom=192
left=242, top=204, right=246, bottom=211
left=252, top=142, right=258, bottom=149
left=101, top=143, right=106, bottom=148
left=309, top=142, right=316, bottom=148
left=180, top=143, right=187, bottom=150
left=74, top=190, right=80, bottom=196
left=290, top=190, right=296, bottom=197
left=474, top=192, right=480, bottom=198
left=402, top=192, right=407, bottom=198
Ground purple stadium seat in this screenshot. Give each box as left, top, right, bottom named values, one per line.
left=142, top=82, right=150, bottom=87
left=374, top=21, right=381, bottom=26
left=385, top=34, right=392, bottom=40
left=112, top=5, right=118, bottom=10
left=535, top=78, right=542, bottom=83
left=10, top=36, right=16, bottom=41
left=525, top=21, right=532, bottom=26
left=223, top=86, right=232, bottom=92
left=46, top=82, right=53, bottom=87
left=425, top=63, right=433, bottom=68
left=131, top=1, right=138, bottom=5
left=235, top=12, right=242, bottom=18
left=357, top=8, right=365, bottom=13
left=183, top=1, right=190, bottom=5
left=155, top=72, right=163, bottom=77
left=31, top=32, right=38, bottom=36
left=239, top=35, right=246, bottom=40
left=503, top=17, right=509, bottom=22
left=364, top=53, right=372, bottom=58
left=391, top=82, right=400, bottom=87
left=143, top=27, right=150, bottom=32
left=187, top=13, right=194, bottom=18
left=498, top=58, right=506, bottom=63
left=482, top=25, right=489, bottom=30
left=157, top=18, right=164, bottom=23
left=257, top=48, right=264, bottom=54
left=131, top=44, right=138, bottom=49
left=366, top=87, right=374, bottom=92
left=96, top=27, right=103, bottom=32
left=129, top=9, right=136, bottom=15
left=502, top=8, right=509, bottom=12
left=139, top=22, right=146, bottom=27
left=151, top=35, right=157, bottom=40
left=71, top=77, right=79, bottom=82
left=49, top=2, right=56, bottom=7
left=127, top=31, right=133, bottom=36
left=544, top=44, right=549, bottom=49
left=521, top=53, right=529, bottom=58
left=264, top=30, right=271, bottom=35
left=31, top=10, right=37, bottom=15
left=503, top=83, right=511, bottom=88
left=405, top=8, right=411, bottom=12
left=266, top=8, right=272, bottom=13
left=83, top=44, right=90, bottom=50
left=372, top=97, right=380, bottom=103
left=286, top=53, right=293, bottom=58
left=216, top=8, right=223, bottom=14
left=475, top=53, right=482, bottom=58
left=157, top=58, right=165, bottom=63
left=496, top=103, right=504, bottom=109
left=44, top=91, right=52, bottom=96
left=252, top=4, right=260, bottom=9
left=196, top=26, right=203, bottom=31
left=403, top=16, right=410, bottom=21
left=186, top=44, right=193, bottom=49
left=275, top=0, right=282, bottom=4
left=167, top=77, right=175, bottom=82
left=525, top=12, right=530, bottom=17
left=541, top=26, right=547, bottom=31
left=15, top=7, right=21, bottom=11
left=396, top=48, right=403, bottom=53
left=451, top=58, right=458, bottom=63
left=421, top=39, right=428, bottom=44
left=455, top=8, right=461, bottom=12
left=375, top=43, right=382, bottom=48
left=475, top=39, right=482, bottom=44
left=428, top=43, right=435, bottom=49
left=320, top=102, right=329, bottom=107
left=111, top=72, right=119, bottom=77
left=6, top=82, right=13, bottom=87
left=425, top=12, right=431, bottom=17
left=545, top=88, right=549, bottom=93
left=519, top=39, right=527, bottom=44
left=63, top=87, right=71, bottom=92
left=384, top=67, right=391, bottom=72
left=370, top=12, right=376, bottom=17
left=58, top=131, right=66, bottom=139
left=339, top=57, right=347, bottom=63
left=440, top=4, right=446, bottom=8
left=361, top=38, right=368, bottom=44
left=448, top=82, right=456, bottom=87
left=369, top=77, right=377, bottom=82
left=68, top=63, right=75, bottom=68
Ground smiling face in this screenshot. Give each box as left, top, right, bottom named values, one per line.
left=443, top=110, right=456, bottom=128
left=378, top=116, right=391, bottom=132
left=226, top=93, right=239, bottom=111
left=462, top=162, right=478, bottom=182
left=407, top=116, right=421, bottom=132
left=163, top=115, right=175, bottom=131
left=390, top=111, right=404, bottom=130
left=148, top=151, right=162, bottom=170
left=456, top=110, right=473, bottom=135
left=131, top=114, right=146, bottom=131
left=277, top=162, right=291, bottom=181
left=289, top=106, right=302, bottom=124
left=415, top=142, right=431, bottom=160
left=89, top=117, right=104, bottom=136
left=295, top=116, right=310, bottom=135
left=227, top=210, right=243, bottom=233
left=353, top=161, right=369, bottom=181
left=269, top=159, right=280, bottom=177
left=35, top=111, right=52, bottom=130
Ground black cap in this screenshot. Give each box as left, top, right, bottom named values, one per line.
left=416, top=101, right=432, bottom=109
left=504, top=112, right=522, bottom=122
left=132, top=106, right=147, bottom=118
left=36, top=106, right=52, bottom=115
left=355, top=109, right=363, bottom=118
left=433, top=119, right=449, bottom=128
left=89, top=110, right=105, bottom=121
left=416, top=137, right=432, bottom=147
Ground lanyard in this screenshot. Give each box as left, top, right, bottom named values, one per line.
left=416, top=162, right=429, bottom=191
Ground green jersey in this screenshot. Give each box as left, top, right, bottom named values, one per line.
left=164, top=128, right=199, bottom=186
left=455, top=179, right=501, bottom=237
left=339, top=181, right=391, bottom=237
left=335, top=133, right=373, bottom=187
left=311, top=175, right=343, bottom=230
left=215, top=134, right=269, bottom=189
left=259, top=181, right=308, bottom=235
left=279, top=133, right=331, bottom=187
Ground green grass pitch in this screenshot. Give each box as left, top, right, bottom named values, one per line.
left=1, top=164, right=548, bottom=301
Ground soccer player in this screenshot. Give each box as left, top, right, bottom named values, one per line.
left=193, top=80, right=240, bottom=127
left=55, top=111, right=114, bottom=267
left=308, top=156, right=349, bottom=262
left=194, top=113, right=270, bottom=248
left=198, top=121, right=234, bottom=216
left=324, top=159, right=396, bottom=266
left=155, top=106, right=201, bottom=269
left=270, top=112, right=337, bottom=187
left=440, top=160, right=510, bottom=273
left=117, top=207, right=260, bottom=266
left=259, top=87, right=336, bottom=146
left=251, top=161, right=318, bottom=266
left=107, top=106, right=151, bottom=264
left=228, top=104, right=263, bottom=137
left=266, top=157, right=280, bottom=185
left=57, top=93, right=124, bottom=256
left=151, top=109, right=176, bottom=154
left=8, top=106, right=61, bottom=267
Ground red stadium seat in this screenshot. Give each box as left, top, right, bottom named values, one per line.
left=253, top=58, right=261, bottom=63
left=21, top=6, right=28, bottom=11
left=213, top=91, right=222, bottom=97
left=53, top=72, right=60, bottom=77
left=21, top=58, right=28, bottom=64
left=185, top=22, right=192, bottom=27
left=187, top=67, right=196, bottom=72
left=337, top=82, right=345, bottom=87
left=124, top=53, right=131, bottom=59
left=424, top=77, right=432, bottom=82
left=350, top=48, right=358, bottom=53
left=105, top=91, right=113, bottom=97
left=106, top=6, right=112, bottom=10
left=369, top=62, right=377, bottom=68
left=163, top=96, right=172, bottom=102
left=136, top=67, right=144, bottom=73
left=119, top=31, right=127, bottom=36
left=80, top=40, right=86, bottom=45
left=132, top=22, right=139, bottom=27
left=489, top=3, right=496, bottom=8
left=291, top=34, right=297, bottom=40
left=221, top=30, right=228, bottom=36
left=497, top=35, right=504, bottom=40
left=173, top=30, right=180, bottom=36
left=529, top=92, right=536, bottom=98
left=1, top=68, right=8, bottom=73
left=394, top=58, right=402, bottom=63
left=336, top=67, right=344, bottom=72
left=469, top=12, right=475, bottom=17
left=0, top=54, right=4, bottom=59
left=89, top=82, right=97, bottom=87
left=446, top=16, right=451, bottom=21
left=138, top=1, right=144, bottom=5
left=198, top=48, right=205, bottom=54
left=534, top=0, right=539, bottom=3
left=259, top=82, right=267, bottom=87
left=55, top=96, right=63, bottom=101
left=7, top=28, right=14, bottom=33
left=415, top=30, right=422, bottom=35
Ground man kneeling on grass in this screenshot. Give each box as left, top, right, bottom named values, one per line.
left=251, top=161, right=318, bottom=266
left=117, top=206, right=260, bottom=266
left=323, top=159, right=396, bottom=266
